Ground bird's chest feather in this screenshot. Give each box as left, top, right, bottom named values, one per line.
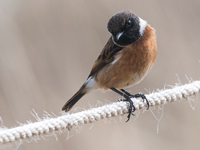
left=113, top=42, right=155, bottom=87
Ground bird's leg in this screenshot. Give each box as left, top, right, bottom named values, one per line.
left=110, top=88, right=135, bottom=122
left=120, top=89, right=150, bottom=110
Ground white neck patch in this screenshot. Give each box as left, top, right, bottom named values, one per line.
left=139, top=17, right=147, bottom=35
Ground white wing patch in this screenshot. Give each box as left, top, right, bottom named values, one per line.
left=110, top=53, right=122, bottom=65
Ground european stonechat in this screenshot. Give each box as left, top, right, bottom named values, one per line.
left=62, top=11, right=157, bottom=122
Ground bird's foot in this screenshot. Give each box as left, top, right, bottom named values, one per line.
left=121, top=97, right=135, bottom=122
left=120, top=89, right=150, bottom=110
left=111, top=88, right=136, bottom=122
left=129, top=93, right=149, bottom=110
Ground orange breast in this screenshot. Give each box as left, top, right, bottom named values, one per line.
left=96, top=24, right=157, bottom=89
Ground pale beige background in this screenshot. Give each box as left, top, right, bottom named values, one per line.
left=0, top=0, right=200, bottom=150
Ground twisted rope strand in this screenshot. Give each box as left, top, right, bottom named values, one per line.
left=0, top=80, right=200, bottom=145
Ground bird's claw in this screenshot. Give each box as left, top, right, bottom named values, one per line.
left=121, top=98, right=135, bottom=122
left=129, top=93, right=149, bottom=110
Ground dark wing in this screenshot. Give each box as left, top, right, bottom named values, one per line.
left=88, top=37, right=123, bottom=78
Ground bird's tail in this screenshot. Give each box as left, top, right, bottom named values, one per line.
left=62, top=84, right=88, bottom=112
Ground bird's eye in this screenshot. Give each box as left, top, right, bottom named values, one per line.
left=126, top=19, right=132, bottom=28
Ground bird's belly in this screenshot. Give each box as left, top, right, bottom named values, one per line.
left=96, top=62, right=153, bottom=90
left=124, top=73, right=144, bottom=88
left=123, top=69, right=148, bottom=88
left=119, top=68, right=149, bottom=89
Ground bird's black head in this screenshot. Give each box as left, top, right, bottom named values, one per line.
left=107, top=11, right=147, bottom=47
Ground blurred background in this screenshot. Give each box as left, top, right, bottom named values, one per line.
left=0, top=0, right=200, bottom=149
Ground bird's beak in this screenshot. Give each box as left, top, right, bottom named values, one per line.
left=116, top=31, right=124, bottom=41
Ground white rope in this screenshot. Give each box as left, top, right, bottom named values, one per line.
left=0, top=80, right=200, bottom=145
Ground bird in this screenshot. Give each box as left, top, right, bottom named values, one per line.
left=62, top=10, right=157, bottom=122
